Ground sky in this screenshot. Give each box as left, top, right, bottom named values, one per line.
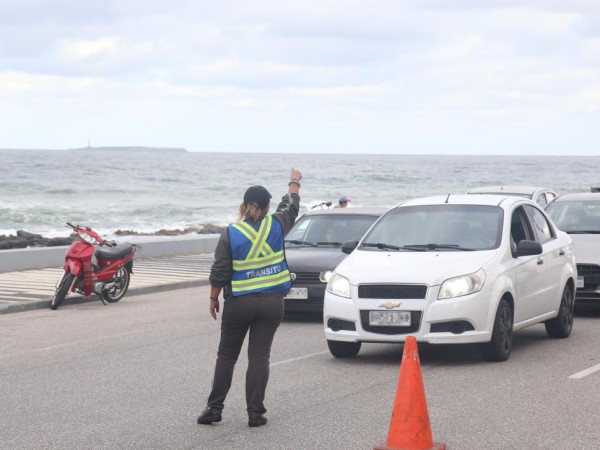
left=1, top=0, right=599, bottom=155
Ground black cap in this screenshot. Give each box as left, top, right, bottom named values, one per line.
left=244, top=185, right=272, bottom=209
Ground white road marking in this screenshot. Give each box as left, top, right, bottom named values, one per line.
left=568, top=363, right=600, bottom=380
left=271, top=350, right=329, bottom=367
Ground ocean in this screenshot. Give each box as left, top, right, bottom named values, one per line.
left=1, top=149, right=599, bottom=238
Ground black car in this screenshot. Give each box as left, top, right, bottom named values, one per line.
left=284, top=207, right=386, bottom=313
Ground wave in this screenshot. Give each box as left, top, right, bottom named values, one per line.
left=46, top=188, right=77, bottom=194
left=2, top=150, right=600, bottom=238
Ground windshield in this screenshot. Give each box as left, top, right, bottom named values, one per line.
left=285, top=214, right=379, bottom=247
left=361, top=204, right=503, bottom=251
left=545, top=200, right=600, bottom=233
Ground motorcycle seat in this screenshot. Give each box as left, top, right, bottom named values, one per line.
left=95, top=243, right=134, bottom=260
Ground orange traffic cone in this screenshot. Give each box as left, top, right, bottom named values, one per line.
left=374, top=336, right=446, bottom=450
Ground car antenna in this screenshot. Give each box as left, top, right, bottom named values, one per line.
left=445, top=193, right=451, bottom=203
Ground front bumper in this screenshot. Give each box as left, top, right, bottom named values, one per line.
left=284, top=282, right=326, bottom=313
left=576, top=264, right=600, bottom=303
left=323, top=285, right=494, bottom=344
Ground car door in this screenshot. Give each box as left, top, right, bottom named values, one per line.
left=510, top=205, right=547, bottom=323
left=523, top=204, right=564, bottom=314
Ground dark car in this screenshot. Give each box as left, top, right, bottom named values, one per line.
left=284, top=207, right=386, bottom=313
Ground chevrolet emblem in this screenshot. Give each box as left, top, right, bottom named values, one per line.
left=378, top=301, right=401, bottom=309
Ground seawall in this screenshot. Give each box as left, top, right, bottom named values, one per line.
left=0, top=234, right=220, bottom=273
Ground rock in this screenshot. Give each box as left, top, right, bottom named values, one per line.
left=0, top=231, right=75, bottom=250
left=17, top=230, right=43, bottom=240
left=46, top=237, right=76, bottom=247
left=114, top=229, right=140, bottom=236
left=198, top=224, right=225, bottom=234
left=113, top=224, right=225, bottom=237
left=0, top=238, right=28, bottom=249
left=1, top=224, right=225, bottom=251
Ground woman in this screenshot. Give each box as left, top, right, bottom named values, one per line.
left=198, top=168, right=302, bottom=428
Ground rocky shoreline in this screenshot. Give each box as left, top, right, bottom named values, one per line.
left=0, top=224, right=225, bottom=250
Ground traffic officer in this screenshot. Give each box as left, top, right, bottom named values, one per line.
left=197, top=168, right=302, bottom=428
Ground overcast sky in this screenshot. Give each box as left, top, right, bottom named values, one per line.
left=1, top=0, right=599, bottom=154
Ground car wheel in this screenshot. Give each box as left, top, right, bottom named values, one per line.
left=545, top=284, right=574, bottom=339
left=481, top=298, right=513, bottom=362
left=327, top=340, right=361, bottom=358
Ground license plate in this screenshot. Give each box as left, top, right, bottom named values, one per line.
left=285, top=287, right=308, bottom=300
left=369, top=310, right=411, bottom=326
left=577, top=276, right=584, bottom=289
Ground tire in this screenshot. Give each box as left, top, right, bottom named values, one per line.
left=327, top=340, right=361, bottom=358
left=50, top=273, right=75, bottom=310
left=481, top=298, right=513, bottom=362
left=545, top=285, right=574, bottom=338
left=102, top=267, right=130, bottom=303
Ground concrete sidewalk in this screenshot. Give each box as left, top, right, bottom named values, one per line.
left=0, top=253, right=214, bottom=314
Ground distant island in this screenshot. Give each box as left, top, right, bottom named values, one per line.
left=69, top=146, right=188, bottom=153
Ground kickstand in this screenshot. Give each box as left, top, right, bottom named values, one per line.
left=97, top=294, right=107, bottom=305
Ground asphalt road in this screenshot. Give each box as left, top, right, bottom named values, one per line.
left=1, top=287, right=599, bottom=450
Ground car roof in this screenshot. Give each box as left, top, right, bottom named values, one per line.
left=550, top=192, right=600, bottom=202
left=301, top=206, right=388, bottom=217
left=466, top=185, right=554, bottom=195
left=396, top=194, right=531, bottom=208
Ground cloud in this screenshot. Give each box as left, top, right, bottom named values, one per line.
left=60, top=37, right=121, bottom=60
left=0, top=0, right=599, bottom=154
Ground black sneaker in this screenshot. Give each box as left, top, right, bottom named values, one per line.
left=248, top=414, right=267, bottom=428
left=197, top=407, right=222, bottom=425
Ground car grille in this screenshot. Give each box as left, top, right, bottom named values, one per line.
left=358, top=284, right=427, bottom=299
left=577, top=264, right=600, bottom=291
left=293, top=272, right=322, bottom=283
left=360, top=310, right=422, bottom=335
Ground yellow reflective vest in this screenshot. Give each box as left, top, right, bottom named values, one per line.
left=229, top=216, right=292, bottom=296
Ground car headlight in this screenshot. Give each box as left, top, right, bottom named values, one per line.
left=326, top=273, right=351, bottom=298
left=319, top=271, right=333, bottom=283
left=438, top=269, right=486, bottom=300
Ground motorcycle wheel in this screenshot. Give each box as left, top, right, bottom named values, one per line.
left=102, top=267, right=130, bottom=303
left=50, top=273, right=75, bottom=310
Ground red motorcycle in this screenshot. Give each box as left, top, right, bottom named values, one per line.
left=50, top=223, right=137, bottom=310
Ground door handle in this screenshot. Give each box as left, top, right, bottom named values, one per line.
left=537, top=258, right=544, bottom=265
left=559, top=250, right=565, bottom=256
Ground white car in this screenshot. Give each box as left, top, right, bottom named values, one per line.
left=466, top=185, right=557, bottom=207
left=545, top=191, right=600, bottom=305
left=324, top=194, right=576, bottom=361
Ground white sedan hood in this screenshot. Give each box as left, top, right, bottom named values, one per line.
left=569, top=234, right=600, bottom=265
left=336, top=249, right=498, bottom=287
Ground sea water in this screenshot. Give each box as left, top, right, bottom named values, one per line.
left=1, top=149, right=598, bottom=238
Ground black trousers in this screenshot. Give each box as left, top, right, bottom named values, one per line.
left=206, top=293, right=284, bottom=416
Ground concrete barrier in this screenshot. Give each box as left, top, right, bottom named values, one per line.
left=0, top=234, right=220, bottom=273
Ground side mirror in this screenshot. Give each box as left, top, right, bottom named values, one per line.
left=515, top=240, right=543, bottom=257
left=341, top=240, right=359, bottom=254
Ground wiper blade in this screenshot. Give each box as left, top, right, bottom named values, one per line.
left=566, top=230, right=600, bottom=234
left=284, top=239, right=317, bottom=247
left=315, top=241, right=343, bottom=247
left=403, top=243, right=474, bottom=251
left=362, top=242, right=401, bottom=251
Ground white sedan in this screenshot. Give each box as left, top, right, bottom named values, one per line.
left=323, top=194, right=577, bottom=361
left=466, top=185, right=557, bottom=207
left=545, top=191, right=600, bottom=305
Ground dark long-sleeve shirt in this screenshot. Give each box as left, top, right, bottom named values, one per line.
left=209, top=193, right=300, bottom=298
